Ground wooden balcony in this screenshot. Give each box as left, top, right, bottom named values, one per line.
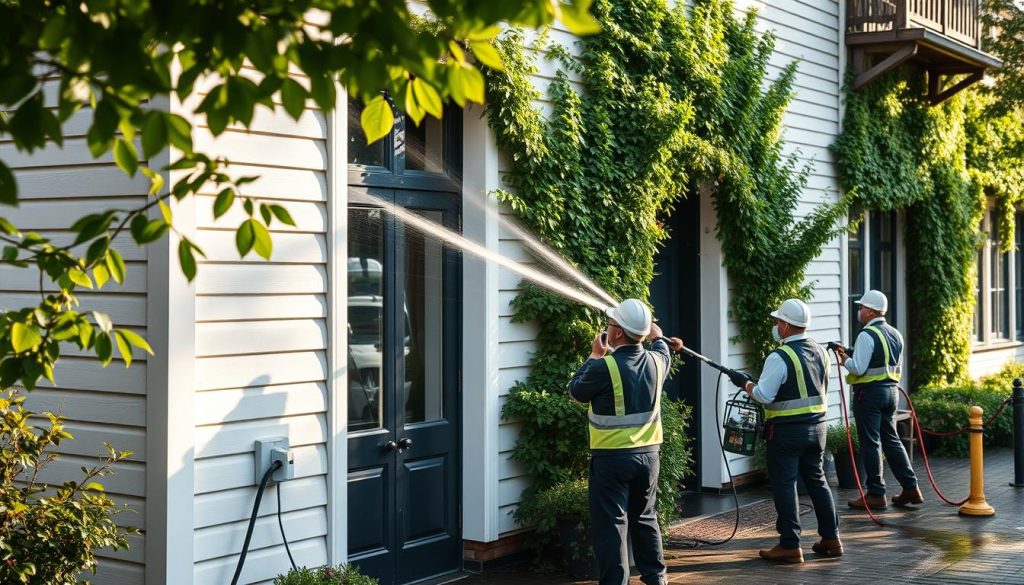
left=846, top=0, right=1001, bottom=104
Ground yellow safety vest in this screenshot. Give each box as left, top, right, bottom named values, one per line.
left=588, top=355, right=664, bottom=450
left=845, top=325, right=902, bottom=386
left=763, top=343, right=828, bottom=422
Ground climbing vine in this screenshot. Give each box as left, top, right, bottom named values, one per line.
left=834, top=71, right=1024, bottom=387
left=486, top=0, right=849, bottom=548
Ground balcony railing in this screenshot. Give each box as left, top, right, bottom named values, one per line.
left=847, top=0, right=982, bottom=49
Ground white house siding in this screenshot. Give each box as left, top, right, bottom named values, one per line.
left=713, top=0, right=847, bottom=483
left=188, top=72, right=332, bottom=584
left=0, top=109, right=152, bottom=582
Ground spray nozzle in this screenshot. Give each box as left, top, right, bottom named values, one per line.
left=826, top=341, right=852, bottom=355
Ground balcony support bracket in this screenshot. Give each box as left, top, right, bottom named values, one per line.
left=928, top=69, right=984, bottom=105
left=852, top=44, right=919, bottom=91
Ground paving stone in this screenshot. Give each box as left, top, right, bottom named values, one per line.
left=458, top=449, right=1024, bottom=585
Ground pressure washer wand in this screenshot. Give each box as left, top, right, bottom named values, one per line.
left=676, top=345, right=755, bottom=387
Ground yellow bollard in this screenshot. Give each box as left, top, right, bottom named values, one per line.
left=959, top=405, right=996, bottom=516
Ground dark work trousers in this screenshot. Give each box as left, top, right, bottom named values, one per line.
left=589, top=452, right=666, bottom=585
left=853, top=385, right=919, bottom=496
left=765, top=422, right=839, bottom=549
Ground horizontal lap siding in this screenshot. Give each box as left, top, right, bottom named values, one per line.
left=720, top=0, right=843, bottom=476
left=191, top=89, right=331, bottom=584
left=0, top=139, right=150, bottom=581
left=493, top=25, right=576, bottom=537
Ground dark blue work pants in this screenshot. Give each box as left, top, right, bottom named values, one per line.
left=765, top=421, right=839, bottom=549
left=589, top=452, right=667, bottom=585
left=853, top=385, right=919, bottom=496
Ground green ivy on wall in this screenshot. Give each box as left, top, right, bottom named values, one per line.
left=485, top=0, right=849, bottom=551
left=834, top=70, right=1024, bottom=387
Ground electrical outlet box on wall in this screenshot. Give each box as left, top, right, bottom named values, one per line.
left=254, top=437, right=294, bottom=484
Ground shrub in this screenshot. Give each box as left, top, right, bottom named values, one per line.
left=913, top=385, right=1012, bottom=457
left=977, top=362, right=1024, bottom=395
left=826, top=422, right=859, bottom=455
left=274, top=564, right=378, bottom=585
left=0, top=390, right=134, bottom=584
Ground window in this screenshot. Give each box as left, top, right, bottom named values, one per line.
left=848, top=217, right=865, bottom=337
left=989, top=216, right=1010, bottom=340
left=847, top=210, right=899, bottom=341
left=1017, top=212, right=1024, bottom=340
left=974, top=211, right=1013, bottom=344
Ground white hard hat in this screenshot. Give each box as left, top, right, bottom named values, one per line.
left=605, top=299, right=652, bottom=339
left=855, top=289, right=888, bottom=313
left=770, top=298, right=811, bottom=328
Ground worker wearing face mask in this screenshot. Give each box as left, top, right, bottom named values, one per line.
left=736, top=299, right=842, bottom=563
left=834, top=290, right=922, bottom=509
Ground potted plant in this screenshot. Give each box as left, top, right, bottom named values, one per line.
left=274, top=563, right=378, bottom=585
left=826, top=422, right=864, bottom=489
left=532, top=478, right=597, bottom=579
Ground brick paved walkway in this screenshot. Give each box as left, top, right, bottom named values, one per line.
left=459, top=449, right=1024, bottom=585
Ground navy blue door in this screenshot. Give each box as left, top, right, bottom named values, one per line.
left=346, top=189, right=461, bottom=584
left=649, top=193, right=701, bottom=487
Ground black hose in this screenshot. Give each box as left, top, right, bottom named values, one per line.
left=277, top=481, right=297, bottom=571
left=676, top=372, right=741, bottom=547
left=230, top=460, right=283, bottom=585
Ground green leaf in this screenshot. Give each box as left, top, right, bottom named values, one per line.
left=0, top=216, right=19, bottom=234
left=260, top=203, right=273, bottom=225
left=252, top=220, right=272, bottom=259
left=141, top=166, right=165, bottom=196
left=411, top=78, right=443, bottom=119
left=269, top=204, right=295, bottom=226
left=142, top=112, right=168, bottom=159
left=280, top=78, right=307, bottom=120
left=404, top=86, right=425, bottom=126
left=114, top=331, right=133, bottom=367
left=106, top=249, right=126, bottom=284
left=470, top=41, right=504, bottom=71
left=166, top=114, right=193, bottom=154
left=213, top=188, right=235, bottom=218
left=11, top=323, right=42, bottom=353
left=114, top=139, right=139, bottom=177
left=93, top=264, right=110, bottom=289
left=559, top=0, right=602, bottom=35
left=179, top=239, right=197, bottom=281
left=158, top=200, right=173, bottom=223
left=0, top=161, right=17, bottom=206
left=131, top=218, right=169, bottom=244
left=92, top=311, right=113, bottom=333
left=451, top=65, right=485, bottom=105
left=360, top=95, right=394, bottom=144
left=236, top=219, right=256, bottom=257
left=119, top=328, right=154, bottom=355
left=95, top=332, right=113, bottom=366
left=68, top=267, right=94, bottom=289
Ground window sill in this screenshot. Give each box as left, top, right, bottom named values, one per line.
left=971, top=340, right=1024, bottom=354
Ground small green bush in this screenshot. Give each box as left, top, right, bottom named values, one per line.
left=977, top=362, right=1024, bottom=395
left=274, top=564, right=378, bottom=585
left=913, top=385, right=1013, bottom=457
left=0, top=389, right=135, bottom=584
left=826, top=422, right=859, bottom=455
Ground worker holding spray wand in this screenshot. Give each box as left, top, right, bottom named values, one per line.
left=735, top=299, right=842, bottom=563
left=833, top=290, right=923, bottom=509
left=569, top=299, right=684, bottom=585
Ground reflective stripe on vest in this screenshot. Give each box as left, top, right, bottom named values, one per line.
left=764, top=344, right=827, bottom=420
left=846, top=325, right=901, bottom=385
left=588, top=355, right=664, bottom=449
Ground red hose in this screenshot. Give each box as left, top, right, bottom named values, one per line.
left=897, top=387, right=969, bottom=507
left=830, top=348, right=969, bottom=510
left=831, top=349, right=885, bottom=527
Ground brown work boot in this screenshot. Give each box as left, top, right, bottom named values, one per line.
left=848, top=493, right=887, bottom=509
left=891, top=486, right=924, bottom=507
left=758, top=545, right=804, bottom=563
left=812, top=537, right=844, bottom=557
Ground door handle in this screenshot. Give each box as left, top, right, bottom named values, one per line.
left=383, top=440, right=398, bottom=452
left=397, top=437, right=413, bottom=452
